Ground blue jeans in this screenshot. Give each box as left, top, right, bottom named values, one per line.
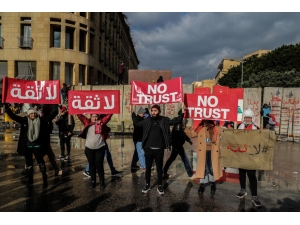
left=85, top=143, right=116, bottom=173
left=135, top=142, right=146, bottom=168
left=200, top=151, right=214, bottom=184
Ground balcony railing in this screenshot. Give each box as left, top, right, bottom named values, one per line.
left=18, top=36, right=33, bottom=49
left=0, top=37, right=3, bottom=48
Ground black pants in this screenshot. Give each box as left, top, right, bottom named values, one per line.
left=59, top=133, right=71, bottom=156
left=85, top=146, right=106, bottom=183
left=144, top=147, right=164, bottom=186
left=46, top=145, right=59, bottom=171
left=117, top=73, right=123, bottom=85
left=239, top=169, right=257, bottom=196
left=25, top=146, right=45, bottom=168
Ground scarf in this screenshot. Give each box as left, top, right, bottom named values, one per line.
left=27, top=117, right=40, bottom=142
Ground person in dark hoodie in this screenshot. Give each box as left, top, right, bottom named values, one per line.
left=5, top=103, right=49, bottom=187
left=54, top=106, right=75, bottom=161
left=163, top=117, right=194, bottom=180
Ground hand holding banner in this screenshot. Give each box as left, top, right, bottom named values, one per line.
left=130, top=77, right=183, bottom=105
left=2, top=77, right=60, bottom=104
left=68, top=90, right=120, bottom=115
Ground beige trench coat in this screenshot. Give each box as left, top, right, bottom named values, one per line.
left=189, top=126, right=223, bottom=180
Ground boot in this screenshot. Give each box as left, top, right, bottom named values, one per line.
left=90, top=180, right=96, bottom=188
left=198, top=184, right=205, bottom=194
left=39, top=163, right=48, bottom=188
left=100, top=181, right=105, bottom=189
left=211, top=182, right=216, bottom=193
left=26, top=166, right=34, bottom=187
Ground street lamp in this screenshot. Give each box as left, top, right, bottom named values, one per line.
left=240, top=60, right=244, bottom=87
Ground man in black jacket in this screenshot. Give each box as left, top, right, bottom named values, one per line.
left=54, top=106, right=75, bottom=161
left=132, top=104, right=184, bottom=195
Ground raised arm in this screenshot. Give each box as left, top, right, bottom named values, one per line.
left=77, top=114, right=90, bottom=125
left=101, top=114, right=113, bottom=125
left=168, top=109, right=184, bottom=126
left=5, top=105, right=25, bottom=124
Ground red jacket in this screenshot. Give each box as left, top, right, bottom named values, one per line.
left=77, top=114, right=113, bottom=140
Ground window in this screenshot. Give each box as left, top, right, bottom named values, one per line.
left=79, top=30, right=87, bottom=52
left=15, top=61, right=36, bottom=80
left=65, top=26, right=75, bottom=49
left=0, top=61, right=7, bottom=82
left=89, top=33, right=95, bottom=55
left=88, top=66, right=94, bottom=85
left=50, top=24, right=61, bottom=48
left=79, top=64, right=86, bottom=85
left=80, top=12, right=87, bottom=18
left=19, top=24, right=32, bottom=48
left=0, top=24, right=2, bottom=48
left=65, top=63, right=74, bottom=85
left=50, top=62, right=60, bottom=80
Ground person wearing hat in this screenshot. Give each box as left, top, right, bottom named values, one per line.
left=77, top=113, right=113, bottom=189
left=131, top=104, right=185, bottom=195
left=237, top=108, right=262, bottom=207
left=131, top=107, right=146, bottom=170
left=5, top=103, right=49, bottom=187
left=54, top=106, right=75, bottom=161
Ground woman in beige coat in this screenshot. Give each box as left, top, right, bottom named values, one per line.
left=190, top=120, right=223, bottom=194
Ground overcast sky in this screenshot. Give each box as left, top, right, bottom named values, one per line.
left=124, top=12, right=300, bottom=84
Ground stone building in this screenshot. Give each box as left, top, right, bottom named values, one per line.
left=0, top=12, right=139, bottom=90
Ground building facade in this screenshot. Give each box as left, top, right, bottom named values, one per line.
left=0, top=12, right=139, bottom=88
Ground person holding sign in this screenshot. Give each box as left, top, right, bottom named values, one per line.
left=77, top=113, right=113, bottom=189
left=131, top=104, right=184, bottom=195
left=237, top=108, right=262, bottom=207
left=5, top=104, right=50, bottom=188
left=189, top=120, right=223, bottom=194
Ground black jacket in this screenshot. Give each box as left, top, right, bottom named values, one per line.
left=132, top=110, right=184, bottom=149
left=171, top=126, right=191, bottom=148
left=5, top=108, right=49, bottom=156
left=132, top=113, right=144, bottom=142
left=55, top=113, right=75, bottom=134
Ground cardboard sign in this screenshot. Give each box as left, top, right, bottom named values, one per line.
left=220, top=129, right=276, bottom=170
left=2, top=77, right=60, bottom=104
left=130, top=77, right=183, bottom=105
left=184, top=93, right=238, bottom=121
left=68, top=90, right=120, bottom=115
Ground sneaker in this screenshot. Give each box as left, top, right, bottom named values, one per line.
left=157, top=185, right=164, bottom=195
left=83, top=171, right=91, bottom=177
left=111, top=170, right=122, bottom=176
left=142, top=184, right=151, bottom=193
left=237, top=189, right=247, bottom=198
left=252, top=196, right=262, bottom=207
left=198, top=184, right=205, bottom=194
left=131, top=165, right=140, bottom=170
left=64, top=155, right=70, bottom=161
left=58, top=155, right=65, bottom=159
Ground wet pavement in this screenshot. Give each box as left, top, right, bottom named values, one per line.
left=0, top=126, right=300, bottom=212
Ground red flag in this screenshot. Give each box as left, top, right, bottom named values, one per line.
left=2, top=77, right=60, bottom=104
left=68, top=90, right=120, bottom=115
left=130, top=77, right=183, bottom=105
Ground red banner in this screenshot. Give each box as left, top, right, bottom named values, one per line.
left=130, top=77, right=183, bottom=105
left=2, top=77, right=60, bottom=104
left=68, top=90, right=120, bottom=115
left=184, top=93, right=238, bottom=121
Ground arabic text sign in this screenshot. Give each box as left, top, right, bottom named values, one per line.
left=2, top=77, right=60, bottom=104
left=220, top=129, right=276, bottom=170
left=130, top=77, right=183, bottom=105
left=68, top=90, right=120, bottom=115
left=184, top=93, right=238, bottom=121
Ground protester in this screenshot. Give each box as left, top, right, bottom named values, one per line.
left=163, top=117, right=194, bottom=180
left=237, top=108, right=262, bottom=207
left=77, top=113, right=113, bottom=189
left=61, top=83, right=68, bottom=104
left=5, top=104, right=49, bottom=187
left=83, top=114, right=121, bottom=177
left=266, top=113, right=277, bottom=130
left=131, top=104, right=184, bottom=195
left=131, top=107, right=146, bottom=171
left=189, top=120, right=223, bottom=194
left=157, top=76, right=164, bottom=83
left=40, top=105, right=62, bottom=175
left=54, top=106, right=75, bottom=161
left=260, top=103, right=271, bottom=129
left=117, top=61, right=127, bottom=85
